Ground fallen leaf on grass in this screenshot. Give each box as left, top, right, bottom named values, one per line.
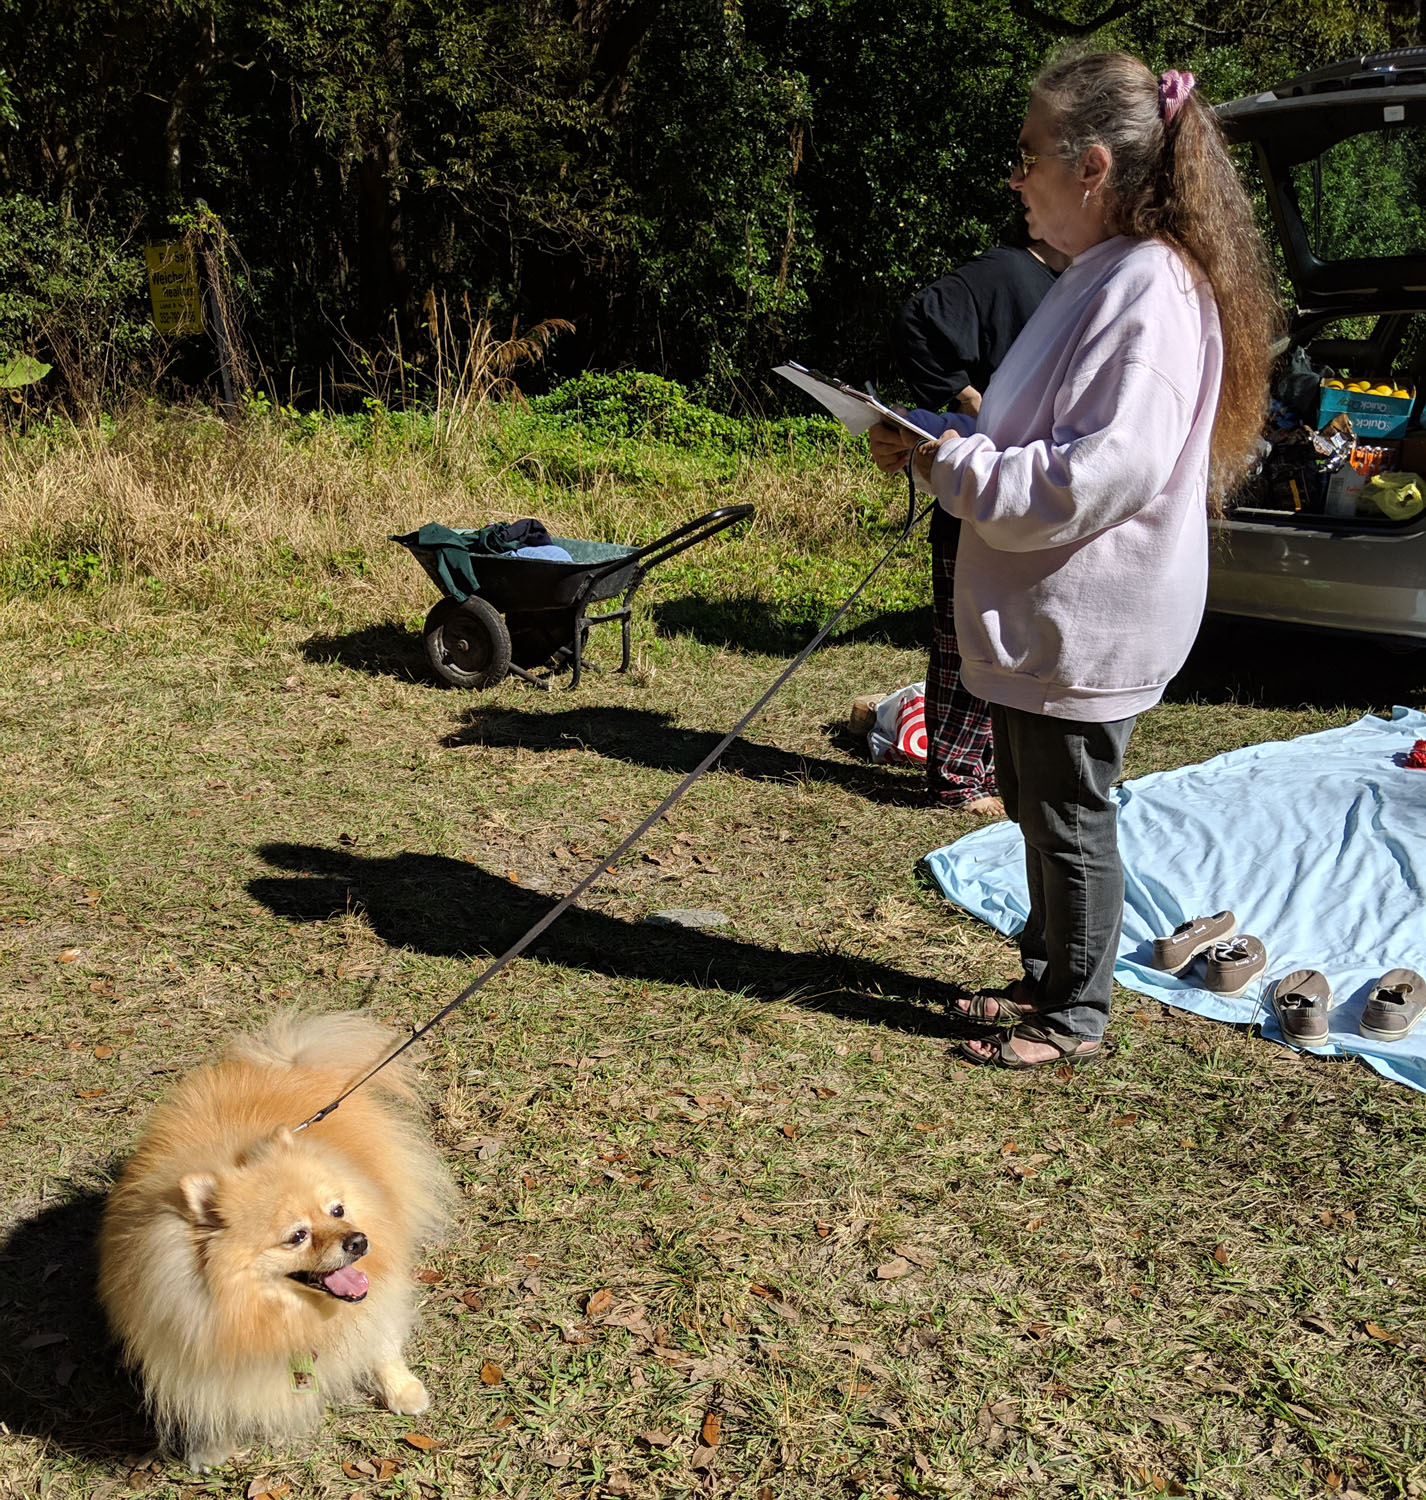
left=480, top=1361, right=503, bottom=1385
left=700, top=1412, right=722, bottom=1446
left=689, top=1444, right=719, bottom=1470
left=636, top=1430, right=676, bottom=1449
left=56, top=948, right=81, bottom=963
left=781, top=1123, right=799, bottom=1140
left=75, top=1088, right=105, bottom=1098
left=416, top=1267, right=443, bottom=1283
left=814, top=1221, right=832, bottom=1238
left=585, top=1288, right=614, bottom=1318
left=454, top=1136, right=502, bottom=1160
left=341, top=1461, right=376, bottom=1479
left=892, top=1245, right=936, bottom=1268
left=1113, top=1113, right=1140, bottom=1126
left=402, top=1432, right=438, bottom=1451
left=1363, top=1321, right=1402, bottom=1344
left=1211, top=1243, right=1230, bottom=1267
left=874, top=1256, right=913, bottom=1281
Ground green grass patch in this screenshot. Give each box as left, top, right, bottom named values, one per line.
left=1, top=398, right=1424, bottom=1500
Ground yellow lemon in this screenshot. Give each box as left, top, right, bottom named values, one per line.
left=1393, top=387, right=1412, bottom=399
left=1323, top=379, right=1345, bottom=389
left=1370, top=384, right=1394, bottom=395
left=1348, top=381, right=1371, bottom=392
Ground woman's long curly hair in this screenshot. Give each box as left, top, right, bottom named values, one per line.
left=1033, top=50, right=1282, bottom=509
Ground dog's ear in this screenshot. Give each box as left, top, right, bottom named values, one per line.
left=178, top=1173, right=223, bottom=1228
left=236, top=1126, right=296, bottom=1168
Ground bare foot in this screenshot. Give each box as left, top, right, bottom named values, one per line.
left=961, top=795, right=1005, bottom=817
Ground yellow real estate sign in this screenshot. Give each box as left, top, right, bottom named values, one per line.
left=144, top=242, right=204, bottom=335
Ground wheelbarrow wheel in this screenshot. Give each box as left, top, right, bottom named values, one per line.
left=423, top=596, right=512, bottom=689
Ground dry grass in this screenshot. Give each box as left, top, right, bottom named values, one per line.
left=0, top=411, right=1424, bottom=1500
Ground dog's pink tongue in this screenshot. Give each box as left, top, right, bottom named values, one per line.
left=322, top=1266, right=369, bottom=1299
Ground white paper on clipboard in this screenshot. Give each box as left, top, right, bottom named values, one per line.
left=773, top=362, right=935, bottom=442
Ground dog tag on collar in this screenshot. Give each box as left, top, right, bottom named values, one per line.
left=290, top=1351, right=318, bottom=1394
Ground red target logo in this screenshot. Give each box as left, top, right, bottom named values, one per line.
left=894, top=693, right=928, bottom=764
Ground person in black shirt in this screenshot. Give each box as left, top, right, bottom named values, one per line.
left=891, top=241, right=1067, bottom=814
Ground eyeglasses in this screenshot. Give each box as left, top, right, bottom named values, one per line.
left=1009, top=145, right=1038, bottom=180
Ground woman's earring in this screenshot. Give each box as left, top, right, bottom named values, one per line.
left=1081, top=188, right=1090, bottom=209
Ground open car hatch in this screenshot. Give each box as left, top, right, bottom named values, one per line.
left=1217, top=48, right=1426, bottom=318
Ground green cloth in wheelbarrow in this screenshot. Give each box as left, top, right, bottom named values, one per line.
left=393, top=523, right=635, bottom=602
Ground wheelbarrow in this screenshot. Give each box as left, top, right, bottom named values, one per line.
left=393, top=504, right=755, bottom=690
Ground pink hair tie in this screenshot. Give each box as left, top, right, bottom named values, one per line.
left=1159, top=69, right=1196, bottom=124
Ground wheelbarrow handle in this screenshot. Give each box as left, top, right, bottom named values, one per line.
left=583, top=504, right=756, bottom=585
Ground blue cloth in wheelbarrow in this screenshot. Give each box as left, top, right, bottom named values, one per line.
left=922, top=706, right=1426, bottom=1095
left=393, top=520, right=579, bottom=601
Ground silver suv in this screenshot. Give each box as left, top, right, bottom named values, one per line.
left=1210, top=50, right=1426, bottom=646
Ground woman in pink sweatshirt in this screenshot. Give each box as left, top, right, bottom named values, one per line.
left=873, top=52, right=1278, bottom=1068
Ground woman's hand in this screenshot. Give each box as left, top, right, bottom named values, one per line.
left=869, top=419, right=917, bottom=474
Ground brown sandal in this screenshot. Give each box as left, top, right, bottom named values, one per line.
left=953, top=980, right=1041, bottom=1029
left=956, top=1024, right=1108, bottom=1071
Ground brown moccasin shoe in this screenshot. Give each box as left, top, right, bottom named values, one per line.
left=1203, top=935, right=1267, bottom=998
left=1152, top=910, right=1237, bottom=973
left=1269, top=969, right=1332, bottom=1048
left=1359, top=968, right=1426, bottom=1043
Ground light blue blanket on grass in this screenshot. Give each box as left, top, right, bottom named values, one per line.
left=923, top=706, right=1426, bottom=1094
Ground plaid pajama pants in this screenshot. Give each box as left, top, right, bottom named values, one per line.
left=926, top=532, right=997, bottom=805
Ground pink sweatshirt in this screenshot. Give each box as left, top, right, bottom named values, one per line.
left=922, top=235, right=1224, bottom=722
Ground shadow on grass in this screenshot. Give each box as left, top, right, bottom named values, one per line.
left=249, top=842, right=978, bottom=1040
left=300, top=621, right=429, bottom=681
left=1170, top=618, right=1426, bottom=711
left=0, top=1190, right=149, bottom=1461
left=300, top=597, right=934, bottom=691
left=651, top=594, right=933, bottom=654
left=441, top=705, right=924, bottom=806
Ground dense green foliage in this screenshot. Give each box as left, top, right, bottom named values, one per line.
left=0, top=0, right=1413, bottom=410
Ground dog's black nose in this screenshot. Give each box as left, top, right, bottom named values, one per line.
left=342, top=1231, right=369, bottom=1259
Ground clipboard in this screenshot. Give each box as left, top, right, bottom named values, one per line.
left=773, top=361, right=935, bottom=443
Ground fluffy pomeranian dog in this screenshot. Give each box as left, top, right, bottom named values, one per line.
left=97, top=1013, right=453, bottom=1471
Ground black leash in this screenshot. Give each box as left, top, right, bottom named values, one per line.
left=294, top=471, right=932, bottom=1131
